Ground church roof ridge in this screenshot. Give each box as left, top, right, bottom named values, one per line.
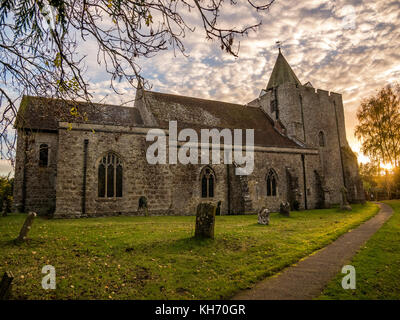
left=20, top=94, right=135, bottom=110
left=143, top=90, right=246, bottom=108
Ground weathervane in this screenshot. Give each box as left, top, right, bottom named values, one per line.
left=276, top=41, right=281, bottom=53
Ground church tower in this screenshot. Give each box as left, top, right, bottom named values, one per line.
left=248, top=50, right=365, bottom=205
left=253, top=50, right=306, bottom=145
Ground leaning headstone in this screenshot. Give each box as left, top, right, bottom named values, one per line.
left=279, top=201, right=290, bottom=217
left=16, top=212, right=37, bottom=243
left=258, top=207, right=270, bottom=225
left=0, top=271, right=14, bottom=300
left=195, top=203, right=216, bottom=239
left=2, top=197, right=11, bottom=217
left=340, top=187, right=352, bottom=211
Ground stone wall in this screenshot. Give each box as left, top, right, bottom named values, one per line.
left=250, top=83, right=363, bottom=205
left=300, top=86, right=345, bottom=204
left=246, top=151, right=320, bottom=212
left=51, top=122, right=321, bottom=217
left=54, top=124, right=230, bottom=217
left=13, top=89, right=361, bottom=217
left=12, top=129, right=26, bottom=212
left=13, top=129, right=58, bottom=215
left=341, top=145, right=366, bottom=203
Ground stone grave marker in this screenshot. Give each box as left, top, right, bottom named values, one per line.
left=280, top=201, right=290, bottom=216
left=258, top=207, right=270, bottom=225
left=0, top=271, right=14, bottom=300
left=16, top=212, right=37, bottom=243
left=195, top=203, right=216, bottom=239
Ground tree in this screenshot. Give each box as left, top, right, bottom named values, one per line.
left=355, top=84, right=400, bottom=169
left=377, top=169, right=394, bottom=199
left=0, top=176, right=13, bottom=215
left=393, top=167, right=400, bottom=194
left=359, top=162, right=378, bottom=194
left=0, top=0, right=276, bottom=160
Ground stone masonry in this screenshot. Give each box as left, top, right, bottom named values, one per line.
left=13, top=51, right=365, bottom=217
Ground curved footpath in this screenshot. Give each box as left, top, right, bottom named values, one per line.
left=232, top=202, right=394, bottom=300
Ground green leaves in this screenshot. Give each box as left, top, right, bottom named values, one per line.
left=53, top=52, right=61, bottom=68
left=355, top=85, right=400, bottom=169
left=145, top=13, right=152, bottom=26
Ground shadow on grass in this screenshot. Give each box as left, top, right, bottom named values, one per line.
left=0, top=238, right=46, bottom=248
left=123, top=234, right=247, bottom=255
left=249, top=223, right=271, bottom=227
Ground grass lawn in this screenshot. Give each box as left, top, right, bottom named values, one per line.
left=319, top=200, right=400, bottom=300
left=0, top=203, right=378, bottom=300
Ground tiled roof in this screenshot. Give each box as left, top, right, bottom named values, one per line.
left=16, top=92, right=301, bottom=148
left=15, top=95, right=143, bottom=130
left=142, top=91, right=299, bottom=148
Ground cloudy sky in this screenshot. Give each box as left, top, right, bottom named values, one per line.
left=1, top=0, right=399, bottom=176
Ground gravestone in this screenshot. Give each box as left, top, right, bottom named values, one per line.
left=16, top=212, right=37, bottom=243
left=0, top=271, right=14, bottom=300
left=195, top=203, right=216, bottom=239
left=340, top=187, right=352, bottom=211
left=2, top=197, right=11, bottom=217
left=138, top=196, right=148, bottom=216
left=279, top=201, right=290, bottom=217
left=258, top=207, right=270, bottom=225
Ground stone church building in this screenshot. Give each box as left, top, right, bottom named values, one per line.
left=13, top=51, right=365, bottom=217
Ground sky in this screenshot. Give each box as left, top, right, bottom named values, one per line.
left=1, top=0, right=400, bottom=176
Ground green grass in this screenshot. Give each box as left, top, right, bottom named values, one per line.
left=0, top=203, right=378, bottom=300
left=319, top=200, right=400, bottom=300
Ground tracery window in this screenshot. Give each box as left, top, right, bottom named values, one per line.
left=201, top=166, right=215, bottom=198
left=98, top=153, right=123, bottom=198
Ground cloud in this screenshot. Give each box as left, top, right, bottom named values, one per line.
left=0, top=160, right=13, bottom=177
left=11, top=0, right=399, bottom=164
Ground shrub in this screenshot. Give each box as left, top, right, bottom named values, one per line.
left=0, top=177, right=13, bottom=214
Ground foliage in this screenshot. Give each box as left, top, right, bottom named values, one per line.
left=0, top=203, right=378, bottom=299
left=359, top=162, right=379, bottom=193
left=355, top=84, right=400, bottom=169
left=319, top=200, right=400, bottom=300
left=0, top=176, right=13, bottom=213
left=0, top=0, right=275, bottom=159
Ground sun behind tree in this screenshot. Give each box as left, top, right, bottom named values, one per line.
left=355, top=84, right=400, bottom=170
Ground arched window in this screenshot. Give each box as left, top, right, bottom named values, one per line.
left=318, top=131, right=325, bottom=147
left=266, top=169, right=277, bottom=196
left=201, top=166, right=215, bottom=198
left=98, top=153, right=123, bottom=198
left=39, top=144, right=49, bottom=167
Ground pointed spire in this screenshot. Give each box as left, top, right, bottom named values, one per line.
left=266, top=51, right=301, bottom=90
